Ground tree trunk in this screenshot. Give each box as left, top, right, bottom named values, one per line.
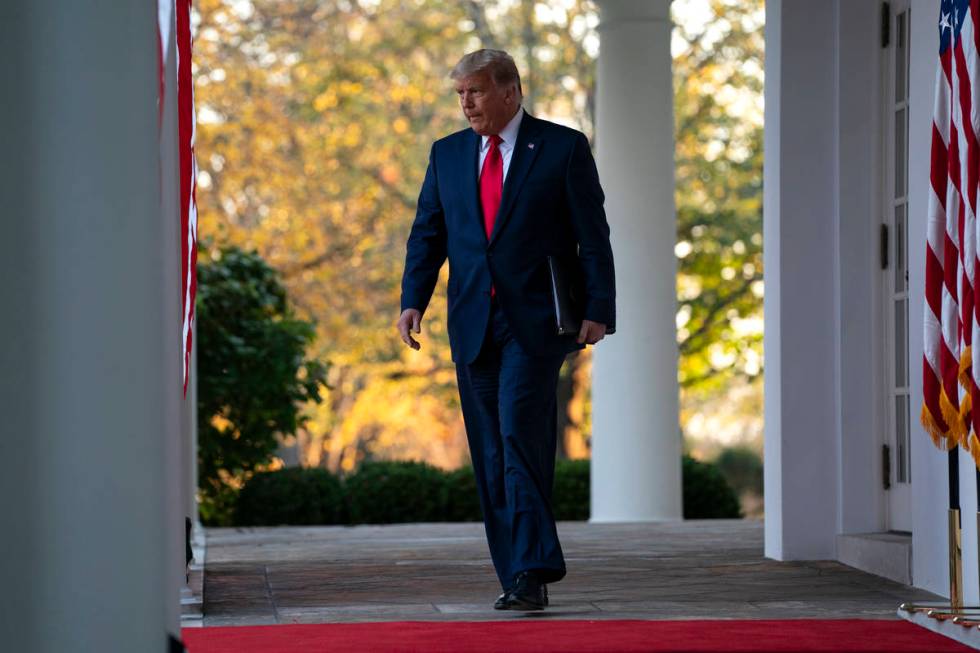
left=555, top=350, right=581, bottom=459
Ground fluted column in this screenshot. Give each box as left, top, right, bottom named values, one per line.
left=590, top=0, right=682, bottom=522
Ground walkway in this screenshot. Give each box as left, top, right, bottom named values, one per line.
left=198, top=519, right=941, bottom=626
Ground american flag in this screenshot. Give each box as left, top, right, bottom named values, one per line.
left=923, top=0, right=980, bottom=463
left=177, top=0, right=199, bottom=396
left=158, top=0, right=199, bottom=395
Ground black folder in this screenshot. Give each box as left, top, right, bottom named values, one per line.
left=547, top=255, right=583, bottom=336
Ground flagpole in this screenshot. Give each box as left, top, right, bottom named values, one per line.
left=903, top=0, right=980, bottom=626
left=948, top=468, right=980, bottom=624
left=899, top=446, right=973, bottom=620
left=923, top=459, right=980, bottom=626
left=949, top=448, right=964, bottom=610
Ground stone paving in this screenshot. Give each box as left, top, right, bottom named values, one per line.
left=201, top=519, right=942, bottom=626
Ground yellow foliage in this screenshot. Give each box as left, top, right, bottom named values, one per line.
left=210, top=413, right=234, bottom=435
left=313, top=91, right=339, bottom=111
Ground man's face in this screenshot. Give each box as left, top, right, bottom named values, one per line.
left=454, top=71, right=518, bottom=136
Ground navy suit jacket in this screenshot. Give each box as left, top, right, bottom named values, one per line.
left=401, top=111, right=616, bottom=365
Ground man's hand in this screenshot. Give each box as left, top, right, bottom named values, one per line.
left=577, top=319, right=607, bottom=345
left=397, top=308, right=423, bottom=350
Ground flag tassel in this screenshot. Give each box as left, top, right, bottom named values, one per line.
left=959, top=346, right=973, bottom=389
left=970, top=431, right=980, bottom=469
left=922, top=402, right=955, bottom=451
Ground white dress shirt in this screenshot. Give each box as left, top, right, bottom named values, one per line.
left=478, top=105, right=524, bottom=182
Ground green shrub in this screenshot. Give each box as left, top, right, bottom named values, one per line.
left=442, top=465, right=483, bottom=521
left=196, top=246, right=327, bottom=526
left=551, top=457, right=740, bottom=520
left=682, top=455, right=743, bottom=519
left=714, top=446, right=764, bottom=498
left=234, top=467, right=345, bottom=526
left=345, top=460, right=448, bottom=524
left=228, top=456, right=742, bottom=526
left=552, top=458, right=590, bottom=520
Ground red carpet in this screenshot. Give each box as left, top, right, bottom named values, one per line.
left=182, top=619, right=975, bottom=652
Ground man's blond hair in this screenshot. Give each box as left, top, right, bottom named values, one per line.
left=450, top=49, right=523, bottom=97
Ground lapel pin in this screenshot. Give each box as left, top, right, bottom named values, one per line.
left=528, top=143, right=535, bottom=149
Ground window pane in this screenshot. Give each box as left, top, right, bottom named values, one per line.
left=895, top=107, right=907, bottom=198
left=896, top=394, right=909, bottom=483
left=895, top=298, right=907, bottom=386
left=896, top=12, right=907, bottom=102
left=895, top=203, right=906, bottom=289
left=904, top=9, right=911, bottom=102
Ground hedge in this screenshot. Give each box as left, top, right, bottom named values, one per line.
left=442, top=465, right=482, bottom=522
left=230, top=456, right=741, bottom=526
left=552, top=459, right=590, bottom=520
left=345, top=460, right=448, bottom=524
left=234, top=466, right=346, bottom=526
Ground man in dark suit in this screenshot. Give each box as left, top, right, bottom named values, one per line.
left=397, top=49, right=615, bottom=611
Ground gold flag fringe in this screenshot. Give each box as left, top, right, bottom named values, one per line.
left=959, top=346, right=974, bottom=390
left=953, top=347, right=980, bottom=460
left=922, top=400, right=958, bottom=450
left=939, top=387, right=968, bottom=450
left=922, top=392, right=980, bottom=468
left=970, top=431, right=980, bottom=469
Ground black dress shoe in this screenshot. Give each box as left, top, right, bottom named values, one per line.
left=494, top=588, right=511, bottom=610
left=502, top=571, right=546, bottom=610
left=495, top=583, right=549, bottom=609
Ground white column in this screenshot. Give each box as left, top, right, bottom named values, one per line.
left=762, top=0, right=839, bottom=560
left=0, top=2, right=181, bottom=650
left=591, top=0, right=682, bottom=522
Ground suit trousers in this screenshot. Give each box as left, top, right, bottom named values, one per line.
left=454, top=296, right=568, bottom=589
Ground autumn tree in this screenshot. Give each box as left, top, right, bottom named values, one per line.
left=192, top=0, right=766, bottom=471
left=673, top=0, right=764, bottom=393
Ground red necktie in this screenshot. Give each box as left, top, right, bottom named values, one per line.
left=480, top=134, right=503, bottom=239
left=480, top=135, right=503, bottom=297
